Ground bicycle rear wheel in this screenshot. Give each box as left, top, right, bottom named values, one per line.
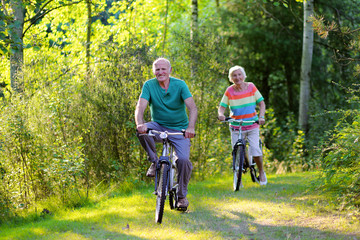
left=155, top=163, right=168, bottom=224
left=250, top=140, right=262, bottom=183
left=245, top=145, right=260, bottom=183
left=233, top=144, right=245, bottom=191
left=169, top=164, right=178, bottom=210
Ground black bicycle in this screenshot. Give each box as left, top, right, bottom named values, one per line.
left=142, top=129, right=184, bottom=224
left=222, top=117, right=261, bottom=191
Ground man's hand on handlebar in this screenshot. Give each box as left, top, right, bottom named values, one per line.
left=136, top=124, right=147, bottom=134
left=185, top=127, right=196, bottom=139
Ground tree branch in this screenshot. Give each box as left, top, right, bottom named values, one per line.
left=23, top=0, right=83, bottom=37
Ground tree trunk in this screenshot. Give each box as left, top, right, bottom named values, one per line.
left=298, top=0, right=314, bottom=133
left=9, top=0, right=25, bottom=93
left=162, top=0, right=169, bottom=54
left=191, top=0, right=198, bottom=78
left=86, top=0, right=92, bottom=78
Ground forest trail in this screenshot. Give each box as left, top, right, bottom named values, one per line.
left=1, top=172, right=360, bottom=240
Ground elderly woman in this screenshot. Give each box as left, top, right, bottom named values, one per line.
left=218, top=65, right=267, bottom=186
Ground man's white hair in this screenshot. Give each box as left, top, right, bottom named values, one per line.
left=152, top=58, right=171, bottom=72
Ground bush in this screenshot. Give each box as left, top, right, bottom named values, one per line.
left=318, top=110, right=360, bottom=209
left=262, top=109, right=306, bottom=173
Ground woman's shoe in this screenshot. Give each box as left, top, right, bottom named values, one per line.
left=260, top=172, right=267, bottom=186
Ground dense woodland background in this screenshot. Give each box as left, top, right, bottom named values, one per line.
left=0, top=0, right=359, bottom=222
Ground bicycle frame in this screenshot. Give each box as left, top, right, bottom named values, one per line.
left=148, top=130, right=178, bottom=194
left=234, top=127, right=255, bottom=174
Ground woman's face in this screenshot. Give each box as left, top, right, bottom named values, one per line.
left=231, top=69, right=245, bottom=85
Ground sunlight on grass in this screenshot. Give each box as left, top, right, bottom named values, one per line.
left=118, top=225, right=223, bottom=240
left=29, top=227, right=47, bottom=235
left=51, top=232, right=89, bottom=240
left=59, top=193, right=151, bottom=222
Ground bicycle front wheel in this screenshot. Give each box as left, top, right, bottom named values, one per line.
left=233, top=145, right=245, bottom=191
left=155, top=163, right=168, bottom=224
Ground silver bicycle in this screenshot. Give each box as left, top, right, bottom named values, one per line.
left=144, top=129, right=185, bottom=224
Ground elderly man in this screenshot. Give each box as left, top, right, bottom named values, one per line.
left=135, top=58, right=197, bottom=210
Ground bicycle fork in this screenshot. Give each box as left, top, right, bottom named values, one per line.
left=154, top=156, right=170, bottom=195
left=232, top=140, right=245, bottom=171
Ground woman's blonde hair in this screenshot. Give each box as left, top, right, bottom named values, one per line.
left=228, top=65, right=247, bottom=81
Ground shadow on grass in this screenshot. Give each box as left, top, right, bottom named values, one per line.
left=2, top=214, right=147, bottom=240
left=182, top=205, right=357, bottom=240
left=183, top=172, right=359, bottom=240
left=193, top=172, right=321, bottom=207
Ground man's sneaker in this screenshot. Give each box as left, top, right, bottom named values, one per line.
left=177, top=197, right=189, bottom=211
left=146, top=162, right=156, bottom=177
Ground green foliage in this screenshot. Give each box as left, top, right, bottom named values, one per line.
left=310, top=2, right=360, bottom=209
left=262, top=108, right=306, bottom=173
left=167, top=26, right=232, bottom=179
left=77, top=40, right=154, bottom=183
left=0, top=76, right=86, bottom=210
left=218, top=0, right=303, bottom=117
left=318, top=109, right=360, bottom=209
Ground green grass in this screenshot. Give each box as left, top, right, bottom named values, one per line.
left=1, top=172, right=359, bottom=240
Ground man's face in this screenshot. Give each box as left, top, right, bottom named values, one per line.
left=153, top=60, right=171, bottom=82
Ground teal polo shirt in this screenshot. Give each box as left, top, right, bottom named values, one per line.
left=140, top=77, right=192, bottom=131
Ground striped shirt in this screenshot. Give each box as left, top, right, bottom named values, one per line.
left=220, top=82, right=264, bottom=130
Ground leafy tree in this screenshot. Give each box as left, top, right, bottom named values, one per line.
left=310, top=0, right=360, bottom=208
left=305, top=0, right=360, bottom=152
left=1, top=0, right=82, bottom=93
left=215, top=0, right=305, bottom=167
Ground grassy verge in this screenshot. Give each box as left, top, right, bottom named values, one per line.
left=1, top=171, right=359, bottom=240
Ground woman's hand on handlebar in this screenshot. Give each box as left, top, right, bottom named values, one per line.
left=258, top=118, right=265, bottom=125
left=136, top=124, right=147, bottom=134
left=218, top=115, right=226, bottom=121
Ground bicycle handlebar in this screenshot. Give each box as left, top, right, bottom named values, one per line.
left=147, top=129, right=185, bottom=137
left=222, top=117, right=259, bottom=125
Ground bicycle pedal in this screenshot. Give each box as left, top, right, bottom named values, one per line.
left=176, top=207, right=187, bottom=212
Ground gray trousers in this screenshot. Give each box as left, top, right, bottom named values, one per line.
left=137, top=122, right=193, bottom=199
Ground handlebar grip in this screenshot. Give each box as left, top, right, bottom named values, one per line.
left=181, top=129, right=196, bottom=137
